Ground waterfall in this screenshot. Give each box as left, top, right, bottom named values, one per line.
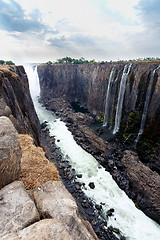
left=113, top=64, right=132, bottom=134
left=24, top=64, right=40, bottom=100
left=134, top=65, right=160, bottom=146
left=110, top=72, right=119, bottom=127
left=103, top=67, right=116, bottom=127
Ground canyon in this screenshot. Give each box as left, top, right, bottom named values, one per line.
left=37, top=62, right=160, bottom=224
left=0, top=63, right=160, bottom=239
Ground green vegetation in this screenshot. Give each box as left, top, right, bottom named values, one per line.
left=115, top=57, right=160, bottom=63
left=0, top=60, right=5, bottom=65
left=123, top=111, right=142, bottom=142
left=55, top=57, right=97, bottom=64
left=0, top=60, right=15, bottom=65
left=98, top=113, right=104, bottom=122
left=45, top=56, right=160, bottom=65
left=44, top=57, right=98, bottom=65
left=45, top=61, right=52, bottom=65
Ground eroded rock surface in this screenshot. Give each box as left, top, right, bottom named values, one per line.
left=0, top=181, right=40, bottom=238
left=0, top=116, right=21, bottom=189
left=1, top=219, right=92, bottom=240
left=122, top=150, right=160, bottom=222
left=33, top=181, right=98, bottom=240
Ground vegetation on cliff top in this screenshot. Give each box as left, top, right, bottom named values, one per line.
left=46, top=57, right=97, bottom=65
left=0, top=60, right=15, bottom=65
left=45, top=56, right=160, bottom=65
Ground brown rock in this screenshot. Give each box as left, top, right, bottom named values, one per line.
left=78, top=125, right=107, bottom=154
left=0, top=65, right=41, bottom=145
left=0, top=116, right=21, bottom=189
left=122, top=150, right=160, bottom=222
left=18, top=134, right=59, bottom=190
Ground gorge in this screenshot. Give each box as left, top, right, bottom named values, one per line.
left=35, top=62, right=160, bottom=237
left=37, top=62, right=160, bottom=173
left=0, top=62, right=160, bottom=240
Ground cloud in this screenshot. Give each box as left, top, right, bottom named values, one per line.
left=70, top=34, right=95, bottom=46
left=47, top=36, right=69, bottom=48
left=136, top=0, right=160, bottom=27
left=0, top=0, right=46, bottom=32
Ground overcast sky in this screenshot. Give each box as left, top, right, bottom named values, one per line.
left=0, top=0, right=160, bottom=63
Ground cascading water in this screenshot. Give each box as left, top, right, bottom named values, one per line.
left=110, top=72, right=119, bottom=127
left=113, top=64, right=132, bottom=134
left=134, top=65, right=160, bottom=146
left=25, top=65, right=160, bottom=240
left=24, top=64, right=40, bottom=100
left=103, top=67, right=116, bottom=127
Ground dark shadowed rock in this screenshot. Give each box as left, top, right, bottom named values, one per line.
left=0, top=65, right=41, bottom=146
left=122, top=150, right=160, bottom=223
left=89, top=182, right=95, bottom=189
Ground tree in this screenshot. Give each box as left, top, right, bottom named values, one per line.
left=6, top=61, right=15, bottom=65
left=0, top=60, right=5, bottom=65
left=46, top=61, right=52, bottom=65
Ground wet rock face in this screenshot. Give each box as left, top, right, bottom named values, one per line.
left=121, top=150, right=160, bottom=223
left=38, top=62, right=160, bottom=126
left=0, top=116, right=21, bottom=189
left=0, top=65, right=41, bottom=145
left=38, top=62, right=160, bottom=171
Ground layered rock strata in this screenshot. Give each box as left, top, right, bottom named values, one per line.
left=0, top=65, right=41, bottom=145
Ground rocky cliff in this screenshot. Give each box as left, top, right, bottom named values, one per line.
left=0, top=65, right=41, bottom=145
left=38, top=62, right=160, bottom=167
left=38, top=62, right=160, bottom=134
left=37, top=63, right=160, bottom=223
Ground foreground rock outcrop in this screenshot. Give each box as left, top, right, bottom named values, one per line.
left=0, top=181, right=40, bottom=238
left=0, top=181, right=97, bottom=240
left=33, top=181, right=98, bottom=240
left=0, top=113, right=97, bottom=239
left=0, top=116, right=21, bottom=189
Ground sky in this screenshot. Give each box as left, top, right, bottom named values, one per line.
left=0, top=0, right=160, bottom=63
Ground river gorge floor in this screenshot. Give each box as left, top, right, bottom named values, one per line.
left=35, top=95, right=160, bottom=239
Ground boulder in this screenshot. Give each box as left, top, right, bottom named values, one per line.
left=0, top=116, right=22, bottom=189
left=33, top=181, right=98, bottom=239
left=0, top=181, right=40, bottom=238
left=1, top=219, right=81, bottom=240
left=122, top=150, right=160, bottom=223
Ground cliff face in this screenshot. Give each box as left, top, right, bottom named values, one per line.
left=0, top=65, right=41, bottom=145
left=38, top=62, right=160, bottom=145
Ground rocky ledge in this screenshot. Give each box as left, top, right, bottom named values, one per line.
left=0, top=116, right=97, bottom=240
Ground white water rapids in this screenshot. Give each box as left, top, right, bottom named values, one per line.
left=25, top=65, right=160, bottom=240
